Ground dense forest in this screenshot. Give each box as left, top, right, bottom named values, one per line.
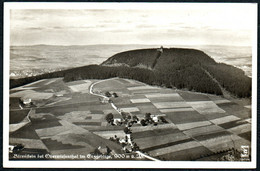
left=10, top=48, right=251, bottom=98
left=203, top=63, right=251, bottom=97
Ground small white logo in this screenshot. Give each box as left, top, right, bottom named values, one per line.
left=241, top=145, right=249, bottom=158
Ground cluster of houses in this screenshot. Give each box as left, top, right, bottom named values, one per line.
left=106, top=111, right=168, bottom=127
left=99, top=91, right=118, bottom=104
left=106, top=111, right=168, bottom=154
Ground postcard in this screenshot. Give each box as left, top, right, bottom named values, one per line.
left=3, top=2, right=257, bottom=168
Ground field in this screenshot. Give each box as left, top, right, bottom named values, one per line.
left=9, top=77, right=251, bottom=161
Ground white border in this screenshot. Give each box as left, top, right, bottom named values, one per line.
left=3, top=2, right=257, bottom=169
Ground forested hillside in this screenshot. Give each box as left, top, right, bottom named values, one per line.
left=10, top=48, right=251, bottom=98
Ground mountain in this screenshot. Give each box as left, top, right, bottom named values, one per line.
left=101, top=47, right=251, bottom=98
left=10, top=47, right=251, bottom=98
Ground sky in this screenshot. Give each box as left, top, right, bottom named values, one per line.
left=9, top=3, right=257, bottom=46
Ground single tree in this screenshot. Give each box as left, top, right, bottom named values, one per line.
left=140, top=119, right=147, bottom=126
left=159, top=116, right=168, bottom=123
left=112, top=92, right=118, bottom=98
left=105, top=113, right=114, bottom=124
left=105, top=91, right=111, bottom=97
left=123, top=127, right=131, bottom=134
left=133, top=115, right=139, bottom=122
left=145, top=113, right=151, bottom=120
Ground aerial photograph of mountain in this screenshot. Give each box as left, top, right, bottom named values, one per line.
left=4, top=2, right=257, bottom=169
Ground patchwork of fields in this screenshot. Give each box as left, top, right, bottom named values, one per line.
left=9, top=77, right=251, bottom=161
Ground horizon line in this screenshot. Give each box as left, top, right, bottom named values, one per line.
left=10, top=43, right=252, bottom=47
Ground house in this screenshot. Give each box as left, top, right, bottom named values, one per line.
left=20, top=98, right=32, bottom=108
left=152, top=115, right=159, bottom=123
left=113, top=118, right=122, bottom=125
left=23, top=98, right=31, bottom=105
left=123, top=144, right=132, bottom=153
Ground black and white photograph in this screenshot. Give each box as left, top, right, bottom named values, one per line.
left=3, top=2, right=257, bottom=168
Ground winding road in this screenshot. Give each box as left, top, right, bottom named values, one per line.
left=89, top=77, right=160, bottom=161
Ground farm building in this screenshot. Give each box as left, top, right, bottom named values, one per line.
left=113, top=118, right=122, bottom=125
left=100, top=97, right=110, bottom=104
left=19, top=98, right=32, bottom=107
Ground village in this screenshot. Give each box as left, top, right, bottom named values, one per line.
left=92, top=89, right=169, bottom=157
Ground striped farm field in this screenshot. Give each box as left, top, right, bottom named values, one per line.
left=148, top=140, right=202, bottom=157
left=30, top=115, right=62, bottom=130
left=114, top=78, right=131, bottom=84
left=217, top=103, right=251, bottom=119
left=93, top=79, right=126, bottom=91
left=36, top=125, right=71, bottom=137
left=112, top=97, right=132, bottom=105
left=10, top=124, right=40, bottom=139
left=160, top=108, right=194, bottom=113
left=9, top=77, right=252, bottom=161
left=66, top=80, right=89, bottom=86
left=136, top=104, right=160, bottom=114
left=123, top=78, right=146, bottom=86
left=183, top=125, right=225, bottom=137
left=203, top=112, right=230, bottom=120
left=238, top=131, right=251, bottom=141
left=210, top=115, right=240, bottom=125
left=10, top=109, right=30, bottom=124
left=57, top=111, right=92, bottom=121
left=193, top=130, right=232, bottom=141
left=218, top=119, right=248, bottom=129
left=42, top=138, right=85, bottom=151
left=129, top=94, right=146, bottom=99
left=131, top=123, right=177, bottom=133
left=187, top=101, right=226, bottom=115
left=68, top=81, right=92, bottom=93
left=178, top=91, right=211, bottom=101
left=130, top=98, right=151, bottom=103
left=93, top=130, right=126, bottom=139
left=145, top=93, right=184, bottom=102
left=145, top=93, right=180, bottom=98
left=165, top=111, right=207, bottom=124
left=81, top=125, right=104, bottom=131
left=199, top=134, right=250, bottom=153
left=176, top=121, right=212, bottom=131
left=134, top=132, right=189, bottom=150
left=157, top=145, right=212, bottom=161
left=227, top=123, right=251, bottom=135
left=142, top=138, right=194, bottom=152
left=131, top=127, right=179, bottom=139
left=9, top=97, right=22, bottom=110
left=120, top=107, right=140, bottom=113
left=152, top=102, right=190, bottom=109
left=50, top=133, right=93, bottom=147
left=127, top=85, right=160, bottom=91
left=73, top=122, right=101, bottom=126
left=131, top=89, right=161, bottom=94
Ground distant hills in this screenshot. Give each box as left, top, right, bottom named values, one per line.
left=10, top=47, right=251, bottom=98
